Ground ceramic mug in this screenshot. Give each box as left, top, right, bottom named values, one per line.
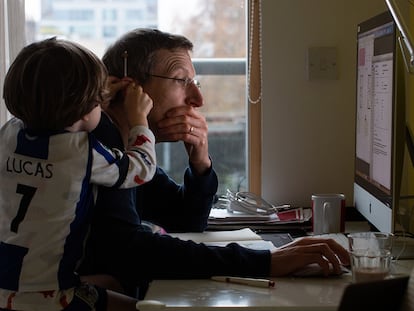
left=312, top=194, right=345, bottom=234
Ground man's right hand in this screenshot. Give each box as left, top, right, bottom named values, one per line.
left=269, top=237, right=350, bottom=277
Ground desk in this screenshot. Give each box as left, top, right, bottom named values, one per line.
left=145, top=222, right=412, bottom=310
left=144, top=259, right=414, bottom=310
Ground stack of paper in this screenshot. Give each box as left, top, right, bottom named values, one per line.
left=169, top=228, right=278, bottom=251
left=208, top=207, right=311, bottom=225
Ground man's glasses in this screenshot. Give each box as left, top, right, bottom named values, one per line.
left=149, top=74, right=201, bottom=89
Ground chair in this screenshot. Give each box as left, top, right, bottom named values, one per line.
left=338, top=276, right=409, bottom=311
left=401, top=267, right=414, bottom=311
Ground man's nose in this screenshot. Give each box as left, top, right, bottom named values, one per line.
left=186, top=83, right=203, bottom=107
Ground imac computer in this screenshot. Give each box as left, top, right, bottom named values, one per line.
left=354, top=10, right=407, bottom=233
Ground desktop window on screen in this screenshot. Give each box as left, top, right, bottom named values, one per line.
left=355, top=17, right=395, bottom=199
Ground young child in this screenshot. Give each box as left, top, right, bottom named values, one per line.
left=0, top=37, right=156, bottom=310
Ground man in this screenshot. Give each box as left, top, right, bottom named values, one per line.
left=79, top=28, right=349, bottom=299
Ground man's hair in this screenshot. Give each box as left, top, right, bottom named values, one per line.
left=102, top=28, right=193, bottom=84
left=3, top=37, right=108, bottom=131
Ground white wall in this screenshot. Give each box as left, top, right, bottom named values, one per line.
left=261, top=0, right=387, bottom=207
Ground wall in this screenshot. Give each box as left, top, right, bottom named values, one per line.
left=260, top=0, right=387, bottom=207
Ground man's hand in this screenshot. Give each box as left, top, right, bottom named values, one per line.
left=269, top=237, right=350, bottom=277
left=156, top=106, right=211, bottom=175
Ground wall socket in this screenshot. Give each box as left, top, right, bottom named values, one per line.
left=307, top=46, right=338, bottom=80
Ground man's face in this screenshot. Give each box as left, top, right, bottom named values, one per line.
left=142, top=48, right=203, bottom=139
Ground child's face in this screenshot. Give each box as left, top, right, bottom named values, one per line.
left=84, top=104, right=102, bottom=132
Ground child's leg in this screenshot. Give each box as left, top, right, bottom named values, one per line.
left=64, top=283, right=137, bottom=311
left=81, top=274, right=124, bottom=293
left=106, top=289, right=137, bottom=311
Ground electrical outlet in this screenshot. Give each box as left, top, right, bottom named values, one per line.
left=307, top=46, right=338, bottom=80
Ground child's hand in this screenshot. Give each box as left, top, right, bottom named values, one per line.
left=102, top=76, right=131, bottom=110
left=107, top=76, right=131, bottom=98
left=124, top=82, right=153, bottom=128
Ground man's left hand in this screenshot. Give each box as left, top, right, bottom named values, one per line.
left=157, top=106, right=211, bottom=175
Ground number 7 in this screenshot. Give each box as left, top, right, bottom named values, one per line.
left=11, top=184, right=37, bottom=233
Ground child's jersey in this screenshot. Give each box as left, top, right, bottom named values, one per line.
left=0, top=117, right=156, bottom=310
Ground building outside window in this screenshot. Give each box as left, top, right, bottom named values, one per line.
left=25, top=0, right=248, bottom=196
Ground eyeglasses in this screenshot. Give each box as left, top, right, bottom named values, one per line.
left=149, top=74, right=201, bottom=89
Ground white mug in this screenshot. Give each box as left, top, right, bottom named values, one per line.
left=312, top=194, right=345, bottom=234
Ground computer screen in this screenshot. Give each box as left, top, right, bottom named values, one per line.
left=354, top=11, right=397, bottom=232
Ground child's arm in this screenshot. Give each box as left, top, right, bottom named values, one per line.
left=90, top=83, right=156, bottom=188
left=90, top=125, right=156, bottom=188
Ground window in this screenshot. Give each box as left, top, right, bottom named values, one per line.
left=102, top=25, right=117, bottom=37
left=125, top=9, right=144, bottom=20
left=52, top=9, right=94, bottom=20
left=158, top=0, right=247, bottom=195
left=102, top=9, right=117, bottom=21
left=23, top=0, right=253, bottom=196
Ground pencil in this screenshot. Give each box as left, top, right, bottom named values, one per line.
left=211, top=276, right=275, bottom=288
left=122, top=50, right=128, bottom=77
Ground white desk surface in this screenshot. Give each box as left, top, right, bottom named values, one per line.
left=144, top=260, right=414, bottom=311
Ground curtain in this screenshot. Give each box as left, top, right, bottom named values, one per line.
left=0, top=0, right=25, bottom=126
